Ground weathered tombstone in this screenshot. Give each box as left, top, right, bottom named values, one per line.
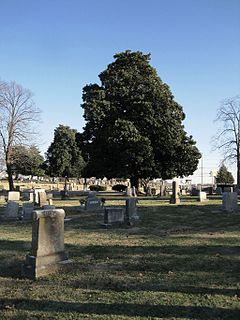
left=170, top=181, right=180, bottom=204
left=5, top=201, right=19, bottom=219
left=160, top=184, right=166, bottom=196
left=222, top=192, right=238, bottom=212
left=8, top=191, right=20, bottom=201
left=39, top=191, right=48, bottom=207
left=198, top=191, right=208, bottom=202
left=126, top=187, right=132, bottom=197
left=104, top=208, right=124, bottom=225
left=126, top=198, right=139, bottom=223
left=84, top=193, right=103, bottom=211
left=0, top=195, right=6, bottom=202
left=22, top=202, right=34, bottom=220
left=21, top=190, right=34, bottom=202
left=21, top=208, right=69, bottom=279
left=34, top=189, right=45, bottom=204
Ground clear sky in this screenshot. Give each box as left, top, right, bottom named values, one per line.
left=1, top=0, right=239, bottom=183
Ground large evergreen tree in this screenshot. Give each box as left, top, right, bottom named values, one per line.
left=11, top=145, right=45, bottom=177
left=81, top=51, right=201, bottom=187
left=46, top=125, right=85, bottom=178
left=216, top=164, right=234, bottom=184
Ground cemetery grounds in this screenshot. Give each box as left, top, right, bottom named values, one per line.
left=0, top=198, right=239, bottom=319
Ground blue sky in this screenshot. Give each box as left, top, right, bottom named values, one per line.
left=0, top=0, right=239, bottom=182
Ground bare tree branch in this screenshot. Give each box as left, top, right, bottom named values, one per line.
left=0, top=80, right=41, bottom=190
left=213, top=95, right=240, bottom=186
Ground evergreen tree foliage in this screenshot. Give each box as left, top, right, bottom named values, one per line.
left=216, top=164, right=234, bottom=184
left=81, top=51, right=201, bottom=186
left=46, top=125, right=85, bottom=177
left=11, top=145, right=45, bottom=177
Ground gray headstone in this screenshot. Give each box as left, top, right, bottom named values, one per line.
left=5, top=201, right=19, bottom=218
left=170, top=181, right=180, bottom=204
left=85, top=196, right=103, bottom=211
left=222, top=192, right=238, bottom=212
left=8, top=191, right=20, bottom=201
left=22, top=202, right=34, bottom=220
left=126, top=187, right=132, bottom=197
left=0, top=195, right=6, bottom=202
left=104, top=208, right=124, bottom=224
left=21, top=209, right=69, bottom=279
left=126, top=198, right=139, bottom=222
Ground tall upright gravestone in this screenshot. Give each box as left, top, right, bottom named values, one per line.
left=170, top=181, right=180, bottom=204
left=22, top=209, right=70, bottom=279
left=222, top=192, right=238, bottom=212
left=126, top=198, right=139, bottom=223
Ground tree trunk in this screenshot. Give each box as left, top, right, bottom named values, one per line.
left=237, top=152, right=240, bottom=190
left=130, top=176, right=139, bottom=192
left=6, top=162, right=14, bottom=191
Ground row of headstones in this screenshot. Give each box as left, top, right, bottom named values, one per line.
left=22, top=201, right=139, bottom=279
left=170, top=181, right=208, bottom=204
left=170, top=181, right=239, bottom=212
left=6, top=189, right=51, bottom=203
left=3, top=190, right=54, bottom=220
left=82, top=192, right=139, bottom=225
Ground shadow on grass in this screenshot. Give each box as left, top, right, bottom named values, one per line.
left=0, top=298, right=239, bottom=319
left=0, top=240, right=28, bottom=278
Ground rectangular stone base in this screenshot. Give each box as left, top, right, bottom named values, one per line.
left=21, top=252, right=70, bottom=279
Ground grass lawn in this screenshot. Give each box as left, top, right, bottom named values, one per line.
left=0, top=200, right=239, bottom=319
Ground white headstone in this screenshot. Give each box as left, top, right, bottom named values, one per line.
left=8, top=191, right=20, bottom=201
left=199, top=191, right=208, bottom=202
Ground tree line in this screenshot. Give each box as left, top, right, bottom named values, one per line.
left=0, top=51, right=237, bottom=190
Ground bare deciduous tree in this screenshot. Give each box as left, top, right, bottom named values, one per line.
left=0, top=80, right=40, bottom=190
left=213, top=96, right=240, bottom=187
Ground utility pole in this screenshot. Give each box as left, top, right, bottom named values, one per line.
left=201, top=154, right=203, bottom=188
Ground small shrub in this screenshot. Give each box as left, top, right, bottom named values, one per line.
left=89, top=185, right=107, bottom=191
left=112, top=184, right=127, bottom=192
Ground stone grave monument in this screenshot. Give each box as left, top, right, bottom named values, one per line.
left=22, top=202, right=34, bottom=220
left=104, top=208, right=125, bottom=225
left=198, top=191, right=208, bottom=202
left=8, top=191, right=20, bottom=201
left=170, top=181, right=180, bottom=204
left=39, top=191, right=48, bottom=207
left=84, top=192, right=104, bottom=212
left=126, top=198, right=139, bottom=223
left=21, top=208, right=70, bottom=279
left=222, top=192, right=238, bottom=212
left=33, top=189, right=46, bottom=204
left=4, top=201, right=19, bottom=219
left=21, top=190, right=34, bottom=202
